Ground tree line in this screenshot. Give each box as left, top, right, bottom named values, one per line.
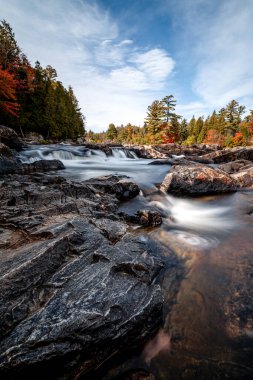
left=88, top=95, right=253, bottom=147
left=0, top=20, right=85, bottom=140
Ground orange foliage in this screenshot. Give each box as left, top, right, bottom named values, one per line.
left=0, top=67, right=20, bottom=116
left=232, top=132, right=243, bottom=146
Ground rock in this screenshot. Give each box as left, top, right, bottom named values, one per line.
left=0, top=143, right=22, bottom=174
left=231, top=167, right=253, bottom=189
left=200, top=147, right=253, bottom=164
left=121, top=210, right=163, bottom=227
left=219, top=160, right=253, bottom=174
left=0, top=172, right=181, bottom=379
left=85, top=175, right=140, bottom=201
left=21, top=159, right=65, bottom=173
left=160, top=164, right=237, bottom=195
left=127, top=144, right=221, bottom=159
left=0, top=220, right=163, bottom=379
left=0, top=125, right=25, bottom=151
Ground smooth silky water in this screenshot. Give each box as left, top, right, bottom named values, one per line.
left=19, top=145, right=253, bottom=379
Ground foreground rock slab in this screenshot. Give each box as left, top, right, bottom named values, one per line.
left=0, top=173, right=181, bottom=379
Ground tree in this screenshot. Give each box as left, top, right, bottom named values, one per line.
left=0, top=67, right=19, bottom=116
left=145, top=100, right=164, bottom=138
left=0, top=20, right=21, bottom=69
left=106, top=123, right=117, bottom=141
left=224, top=100, right=246, bottom=135
left=161, top=95, right=177, bottom=122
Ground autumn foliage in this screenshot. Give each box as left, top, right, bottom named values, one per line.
left=0, top=66, right=20, bottom=116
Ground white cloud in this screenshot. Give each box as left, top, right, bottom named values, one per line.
left=0, top=0, right=175, bottom=131
left=192, top=0, right=253, bottom=110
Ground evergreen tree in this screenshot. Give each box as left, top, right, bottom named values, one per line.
left=145, top=100, right=164, bottom=137
left=106, top=123, right=117, bottom=141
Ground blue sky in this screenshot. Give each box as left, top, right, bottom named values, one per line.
left=1, top=0, right=253, bottom=132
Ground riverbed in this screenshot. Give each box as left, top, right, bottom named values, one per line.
left=19, top=145, right=253, bottom=379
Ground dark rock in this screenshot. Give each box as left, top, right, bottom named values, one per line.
left=160, top=164, right=237, bottom=195
left=121, top=210, right=163, bottom=227
left=0, top=125, right=25, bottom=151
left=0, top=172, right=179, bottom=379
left=127, top=144, right=221, bottom=159
left=148, top=159, right=174, bottom=165
left=200, top=147, right=253, bottom=164
left=0, top=143, right=22, bottom=174
left=0, top=221, right=163, bottom=379
left=21, top=159, right=65, bottom=173
left=219, top=160, right=253, bottom=174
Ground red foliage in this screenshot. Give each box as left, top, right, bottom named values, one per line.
left=161, top=123, right=178, bottom=143
left=232, top=132, right=243, bottom=146
left=0, top=67, right=20, bottom=116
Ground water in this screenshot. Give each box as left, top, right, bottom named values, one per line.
left=19, top=145, right=253, bottom=379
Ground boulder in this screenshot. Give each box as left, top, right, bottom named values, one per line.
left=0, top=172, right=183, bottom=379
left=0, top=221, right=163, bottom=379
left=0, top=125, right=25, bottom=151
left=231, top=167, right=253, bottom=189
left=21, top=159, right=65, bottom=173
left=200, top=147, right=253, bottom=164
left=160, top=164, right=237, bottom=195
left=0, top=143, right=22, bottom=174
left=218, top=160, right=253, bottom=174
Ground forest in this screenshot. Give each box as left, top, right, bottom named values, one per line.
left=1, top=20, right=252, bottom=147
left=0, top=20, right=85, bottom=140
left=88, top=95, right=253, bottom=147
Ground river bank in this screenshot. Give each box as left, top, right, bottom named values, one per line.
left=1, top=125, right=253, bottom=379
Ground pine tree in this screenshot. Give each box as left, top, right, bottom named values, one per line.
left=106, top=123, right=117, bottom=141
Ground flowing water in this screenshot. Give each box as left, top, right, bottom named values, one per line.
left=19, top=145, right=253, bottom=379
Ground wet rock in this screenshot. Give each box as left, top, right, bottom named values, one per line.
left=21, top=159, right=65, bottom=173
left=0, top=125, right=25, bottom=151
left=160, top=164, right=237, bottom=195
left=128, top=144, right=221, bottom=159
left=0, top=221, right=163, bottom=379
left=201, top=147, right=253, bottom=164
left=121, top=210, right=163, bottom=227
left=219, top=160, right=253, bottom=174
left=0, top=172, right=173, bottom=379
left=231, top=167, right=253, bottom=189
left=0, top=143, right=22, bottom=174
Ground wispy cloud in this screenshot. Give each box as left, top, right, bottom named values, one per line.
left=1, top=0, right=175, bottom=131
left=194, top=0, right=253, bottom=107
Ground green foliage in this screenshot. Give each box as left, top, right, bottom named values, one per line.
left=106, top=123, right=117, bottom=141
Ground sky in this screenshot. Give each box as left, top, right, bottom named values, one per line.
left=1, top=0, right=253, bottom=132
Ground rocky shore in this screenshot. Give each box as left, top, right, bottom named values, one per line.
left=1, top=125, right=253, bottom=379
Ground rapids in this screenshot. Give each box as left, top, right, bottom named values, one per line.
left=19, top=144, right=253, bottom=379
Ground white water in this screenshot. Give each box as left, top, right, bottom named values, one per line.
left=20, top=144, right=238, bottom=248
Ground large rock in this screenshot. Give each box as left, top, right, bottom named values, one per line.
left=0, top=143, right=22, bottom=174
left=0, top=221, right=163, bottom=379
left=231, top=167, right=253, bottom=189
left=128, top=144, right=221, bottom=159
left=218, top=160, right=253, bottom=174
left=21, top=159, right=65, bottom=173
left=0, top=173, right=181, bottom=379
left=160, top=164, right=237, bottom=195
left=200, top=147, right=253, bottom=164
left=0, top=125, right=25, bottom=151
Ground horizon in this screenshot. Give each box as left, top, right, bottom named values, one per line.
left=1, top=0, right=253, bottom=132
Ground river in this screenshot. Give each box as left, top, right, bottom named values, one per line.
left=19, top=145, right=253, bottom=379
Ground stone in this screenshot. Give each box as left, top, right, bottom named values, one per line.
left=200, top=147, right=253, bottom=164
left=0, top=172, right=181, bottom=379
left=0, top=125, right=25, bottom=151
left=0, top=143, right=22, bottom=174
left=160, top=164, right=237, bottom=195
